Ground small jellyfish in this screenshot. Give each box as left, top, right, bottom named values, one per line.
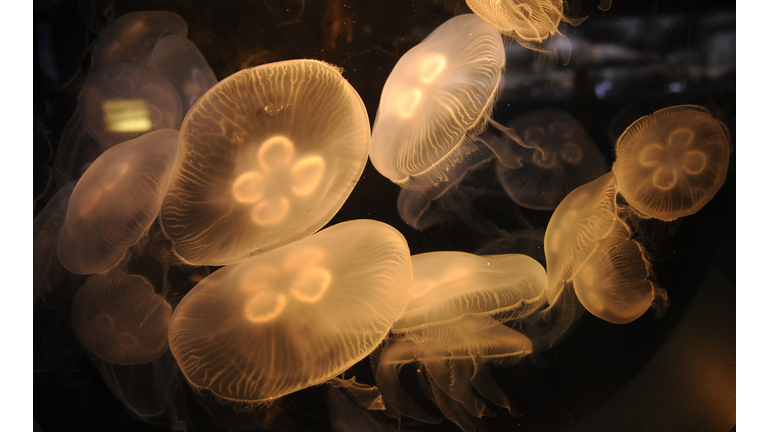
left=375, top=251, right=546, bottom=431
left=492, top=109, right=609, bottom=210
left=71, top=269, right=172, bottom=365
left=160, top=59, right=370, bottom=265
left=465, top=0, right=585, bottom=62
left=79, top=63, right=183, bottom=148
left=57, top=129, right=179, bottom=275
left=145, top=35, right=218, bottom=114
left=613, top=105, right=731, bottom=221
left=370, top=14, right=504, bottom=191
left=544, top=171, right=666, bottom=327
left=90, top=11, right=188, bottom=71
left=168, top=220, right=412, bottom=403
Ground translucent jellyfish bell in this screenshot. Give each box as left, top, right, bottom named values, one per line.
left=79, top=63, right=183, bottom=148
left=168, top=220, right=412, bottom=403
left=392, top=251, right=547, bottom=342
left=493, top=109, right=609, bottom=210
left=90, top=11, right=188, bottom=71
left=57, top=129, right=179, bottom=275
left=160, top=59, right=370, bottom=265
left=613, top=105, right=731, bottom=221
left=71, top=269, right=172, bottom=365
left=369, top=14, right=505, bottom=191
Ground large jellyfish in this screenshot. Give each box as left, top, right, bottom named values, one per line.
left=490, top=108, right=609, bottom=210
left=71, top=269, right=172, bottom=365
left=168, top=220, right=412, bottom=403
left=543, top=172, right=665, bottom=327
left=375, top=251, right=546, bottom=432
left=57, top=129, right=179, bottom=275
left=612, top=105, right=731, bottom=221
left=160, top=59, right=370, bottom=265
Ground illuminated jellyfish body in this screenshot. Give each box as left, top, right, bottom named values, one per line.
left=79, top=63, right=183, bottom=148
left=168, top=220, right=412, bottom=403
left=90, top=11, right=188, bottom=71
left=544, top=172, right=666, bottom=326
left=71, top=269, right=172, bottom=365
left=369, top=14, right=505, bottom=229
left=492, top=108, right=608, bottom=210
left=160, top=59, right=370, bottom=265
left=375, top=251, right=546, bottom=431
left=613, top=105, right=731, bottom=221
left=465, top=0, right=584, bottom=62
left=57, top=129, right=179, bottom=275
left=146, top=35, right=218, bottom=114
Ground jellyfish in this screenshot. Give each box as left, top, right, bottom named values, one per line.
left=375, top=251, right=546, bottom=431
left=71, top=269, right=172, bottom=365
left=34, top=182, right=74, bottom=303
left=369, top=14, right=508, bottom=231
left=465, top=0, right=585, bottom=62
left=145, top=35, right=218, bottom=114
left=612, top=105, right=731, bottom=221
left=89, top=11, right=188, bottom=71
left=168, top=219, right=413, bottom=403
left=543, top=171, right=666, bottom=329
left=57, top=129, right=179, bottom=275
left=491, top=108, right=609, bottom=210
left=78, top=63, right=183, bottom=149
left=160, top=59, right=370, bottom=265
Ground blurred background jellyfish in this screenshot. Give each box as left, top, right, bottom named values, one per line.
left=71, top=269, right=172, bottom=365
left=374, top=251, right=546, bottom=431
left=168, top=220, right=412, bottom=403
left=489, top=108, right=609, bottom=210
left=160, top=59, right=370, bottom=265
left=57, top=129, right=179, bottom=275
left=465, top=0, right=585, bottom=63
left=34, top=182, right=74, bottom=304
left=612, top=105, right=731, bottom=221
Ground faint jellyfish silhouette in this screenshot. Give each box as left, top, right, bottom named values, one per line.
left=613, top=105, right=731, bottom=221
left=145, top=35, right=218, bottom=114
left=491, top=109, right=609, bottom=210
left=71, top=269, right=172, bottom=365
left=598, top=0, right=613, bottom=11
left=79, top=63, right=183, bottom=148
left=375, top=251, right=546, bottom=431
left=168, top=220, right=413, bottom=403
left=90, top=11, right=188, bottom=71
left=160, top=59, right=370, bottom=265
left=474, top=228, right=546, bottom=267
left=57, top=129, right=179, bottom=275
left=369, top=14, right=507, bottom=231
left=34, top=182, right=75, bottom=303
left=465, top=0, right=585, bottom=63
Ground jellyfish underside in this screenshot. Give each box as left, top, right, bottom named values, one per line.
left=612, top=105, right=730, bottom=221
left=160, top=59, right=370, bottom=266
left=168, top=220, right=412, bottom=403
left=376, top=317, right=532, bottom=432
left=71, top=270, right=172, bottom=365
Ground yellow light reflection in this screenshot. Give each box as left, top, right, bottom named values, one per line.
left=103, top=99, right=152, bottom=132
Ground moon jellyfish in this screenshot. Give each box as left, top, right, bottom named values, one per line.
left=613, top=105, right=731, bottom=221
left=34, top=183, right=74, bottom=303
left=465, top=0, right=584, bottom=62
left=146, top=35, right=218, bottom=114
left=160, top=59, right=370, bottom=265
left=71, top=269, right=172, bottom=365
left=370, top=14, right=504, bottom=190
left=492, top=109, right=609, bottom=210
left=79, top=63, right=183, bottom=148
left=544, top=172, right=666, bottom=326
left=375, top=251, right=545, bottom=431
left=90, top=11, right=188, bottom=71
left=168, top=219, right=412, bottom=403
left=57, top=129, right=179, bottom=275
